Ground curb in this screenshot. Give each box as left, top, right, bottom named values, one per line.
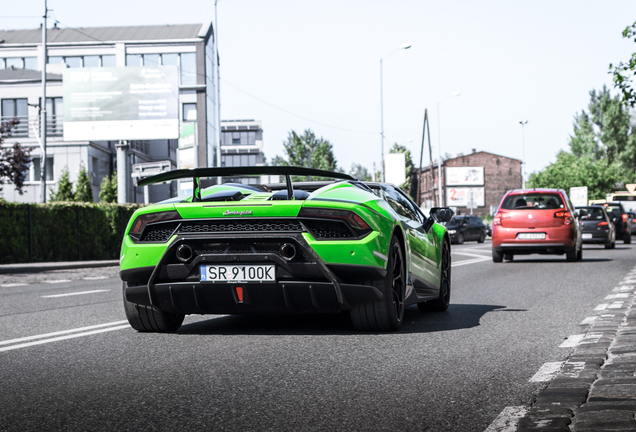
left=0, top=260, right=120, bottom=274
left=517, top=266, right=636, bottom=431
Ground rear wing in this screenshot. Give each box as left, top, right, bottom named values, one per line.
left=137, top=166, right=356, bottom=202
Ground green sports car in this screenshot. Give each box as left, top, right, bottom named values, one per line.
left=119, top=166, right=453, bottom=332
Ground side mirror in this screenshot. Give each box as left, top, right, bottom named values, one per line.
left=429, top=207, right=455, bottom=223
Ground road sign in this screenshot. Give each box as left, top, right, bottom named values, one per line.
left=570, top=186, right=588, bottom=207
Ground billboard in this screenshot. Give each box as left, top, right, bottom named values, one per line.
left=446, top=166, right=484, bottom=186
left=447, top=187, right=485, bottom=207
left=63, top=66, right=179, bottom=141
left=385, top=152, right=406, bottom=185
left=569, top=186, right=588, bottom=207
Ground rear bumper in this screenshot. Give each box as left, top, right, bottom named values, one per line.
left=121, top=232, right=386, bottom=314
left=581, top=230, right=611, bottom=244
left=494, top=242, right=574, bottom=255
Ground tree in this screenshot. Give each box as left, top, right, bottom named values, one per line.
left=389, top=143, right=414, bottom=195
left=610, top=20, right=636, bottom=107
left=50, top=168, right=75, bottom=201
left=74, top=165, right=93, bottom=202
left=272, top=129, right=338, bottom=178
left=99, top=172, right=118, bottom=203
left=0, top=119, right=31, bottom=195
left=349, top=163, right=372, bottom=181
left=527, top=86, right=636, bottom=197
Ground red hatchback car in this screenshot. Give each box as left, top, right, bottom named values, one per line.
left=492, top=189, right=583, bottom=262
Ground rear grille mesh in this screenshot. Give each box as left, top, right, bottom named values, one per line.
left=302, top=220, right=354, bottom=239
left=179, top=220, right=303, bottom=234
left=140, top=223, right=179, bottom=242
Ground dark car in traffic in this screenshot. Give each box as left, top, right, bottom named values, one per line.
left=627, top=211, right=636, bottom=235
left=604, top=202, right=632, bottom=244
left=445, top=215, right=488, bottom=244
left=577, top=205, right=616, bottom=249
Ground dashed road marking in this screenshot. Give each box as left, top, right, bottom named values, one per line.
left=529, top=362, right=564, bottom=382
left=452, top=257, right=491, bottom=267
left=82, top=276, right=109, bottom=280
left=41, top=289, right=110, bottom=298
left=0, top=283, right=28, bottom=287
left=594, top=304, right=609, bottom=311
left=43, top=280, right=71, bottom=284
left=580, top=316, right=597, bottom=325
left=484, top=406, right=528, bottom=432
left=608, top=301, right=624, bottom=309
left=452, top=251, right=491, bottom=259
left=560, top=334, right=585, bottom=348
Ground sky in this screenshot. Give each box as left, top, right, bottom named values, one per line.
left=4, top=0, right=636, bottom=178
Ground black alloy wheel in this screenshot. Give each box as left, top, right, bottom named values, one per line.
left=457, top=233, right=465, bottom=245
left=478, top=231, right=485, bottom=243
left=419, top=239, right=451, bottom=312
left=351, top=236, right=405, bottom=332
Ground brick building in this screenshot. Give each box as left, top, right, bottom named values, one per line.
left=417, top=150, right=522, bottom=217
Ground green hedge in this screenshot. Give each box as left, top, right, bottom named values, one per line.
left=0, top=201, right=143, bottom=264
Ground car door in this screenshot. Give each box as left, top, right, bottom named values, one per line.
left=381, top=185, right=439, bottom=297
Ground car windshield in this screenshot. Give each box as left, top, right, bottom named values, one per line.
left=501, top=193, right=564, bottom=210
left=605, top=205, right=623, bottom=217
left=580, top=207, right=605, bottom=221
left=446, top=216, right=466, bottom=226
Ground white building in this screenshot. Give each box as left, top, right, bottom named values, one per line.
left=0, top=23, right=218, bottom=203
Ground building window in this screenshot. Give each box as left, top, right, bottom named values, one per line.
left=144, top=54, right=161, bottom=66
left=64, top=57, right=82, bottom=68
left=39, top=97, right=63, bottom=135
left=84, top=55, right=100, bottom=68
left=182, top=103, right=197, bottom=122
left=126, top=54, right=142, bottom=66
left=1, top=99, right=28, bottom=137
left=2, top=57, right=39, bottom=70
left=180, top=53, right=196, bottom=86
left=33, top=157, right=54, bottom=182
left=101, top=55, right=116, bottom=67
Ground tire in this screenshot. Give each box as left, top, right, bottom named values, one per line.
left=456, top=233, right=465, bottom=245
left=504, top=253, right=514, bottom=262
left=577, top=245, right=583, bottom=261
left=625, top=235, right=632, bottom=244
left=122, top=282, right=185, bottom=332
left=492, top=248, right=503, bottom=263
left=605, top=242, right=612, bottom=249
left=478, top=232, right=485, bottom=243
left=350, top=236, right=405, bottom=332
left=612, top=241, right=616, bottom=249
left=418, top=239, right=451, bottom=312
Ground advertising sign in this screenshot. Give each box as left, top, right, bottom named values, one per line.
left=569, top=186, right=588, bottom=207
left=446, top=166, right=484, bottom=186
left=385, top=152, right=406, bottom=185
left=446, top=187, right=485, bottom=207
left=63, top=66, right=179, bottom=141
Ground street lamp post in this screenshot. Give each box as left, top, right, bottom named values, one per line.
left=436, top=91, right=461, bottom=206
left=380, top=43, right=411, bottom=181
left=519, top=120, right=528, bottom=189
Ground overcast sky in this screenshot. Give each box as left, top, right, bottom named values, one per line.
left=4, top=0, right=636, bottom=177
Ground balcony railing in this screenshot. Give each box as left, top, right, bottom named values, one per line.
left=0, top=114, right=64, bottom=139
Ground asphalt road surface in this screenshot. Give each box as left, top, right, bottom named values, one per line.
left=0, top=241, right=633, bottom=432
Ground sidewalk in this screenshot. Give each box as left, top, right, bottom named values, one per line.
left=0, top=260, right=119, bottom=274
left=517, top=266, right=636, bottom=431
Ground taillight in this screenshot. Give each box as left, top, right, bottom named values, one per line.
left=598, top=221, right=608, bottom=226
left=554, top=210, right=572, bottom=225
left=493, top=212, right=510, bottom=226
left=129, top=210, right=181, bottom=236
left=623, top=213, right=628, bottom=223
left=299, top=207, right=371, bottom=231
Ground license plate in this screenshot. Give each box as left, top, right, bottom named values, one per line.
left=582, top=233, right=593, bottom=239
left=200, top=264, right=276, bottom=282
left=517, top=233, right=546, bottom=240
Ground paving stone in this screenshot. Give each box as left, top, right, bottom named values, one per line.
left=573, top=410, right=636, bottom=431
left=578, top=401, right=636, bottom=412
left=517, top=416, right=571, bottom=432
left=588, top=383, right=636, bottom=401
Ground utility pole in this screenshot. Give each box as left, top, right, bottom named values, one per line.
left=116, top=140, right=128, bottom=203
left=519, top=120, right=528, bottom=189
left=215, top=0, right=222, bottom=185
left=40, top=0, right=47, bottom=203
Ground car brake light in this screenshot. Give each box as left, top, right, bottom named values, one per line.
left=493, top=212, right=511, bottom=226
left=623, top=213, right=628, bottom=223
left=598, top=221, right=608, bottom=226
left=298, top=207, right=371, bottom=230
left=129, top=210, right=182, bottom=236
left=554, top=210, right=572, bottom=225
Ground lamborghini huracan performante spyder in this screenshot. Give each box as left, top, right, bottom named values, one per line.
left=119, top=166, right=454, bottom=332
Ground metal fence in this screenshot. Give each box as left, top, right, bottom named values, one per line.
left=0, top=114, right=64, bottom=139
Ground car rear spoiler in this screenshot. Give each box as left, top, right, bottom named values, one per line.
left=137, top=166, right=356, bottom=202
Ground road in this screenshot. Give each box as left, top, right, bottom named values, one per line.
left=0, top=241, right=633, bottom=432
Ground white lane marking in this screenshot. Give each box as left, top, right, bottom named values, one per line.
left=580, top=316, right=597, bottom=325
left=43, top=280, right=71, bottom=284
left=0, top=320, right=128, bottom=346
left=452, top=257, right=491, bottom=267
left=529, top=362, right=564, bottom=382
left=594, top=304, right=609, bottom=311
left=82, top=276, right=109, bottom=280
left=1, top=283, right=28, bottom=287
left=608, top=301, right=624, bottom=309
left=0, top=325, right=130, bottom=352
left=41, top=289, right=110, bottom=298
left=484, top=406, right=528, bottom=432
left=452, top=251, right=491, bottom=259
left=581, top=333, right=603, bottom=344
left=615, top=293, right=630, bottom=298
left=560, top=334, right=585, bottom=348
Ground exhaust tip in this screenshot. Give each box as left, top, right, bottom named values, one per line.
left=280, top=243, right=297, bottom=261
left=176, top=244, right=193, bottom=263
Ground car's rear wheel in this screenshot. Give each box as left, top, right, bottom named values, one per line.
left=122, top=282, right=185, bottom=332
left=625, top=235, right=632, bottom=244
left=478, top=232, right=485, bottom=243
left=418, top=239, right=451, bottom=312
left=492, top=248, right=503, bottom=263
left=605, top=241, right=613, bottom=249
left=566, top=246, right=578, bottom=262
left=456, top=233, right=465, bottom=245
left=577, top=245, right=583, bottom=261
left=351, top=236, right=405, bottom=332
